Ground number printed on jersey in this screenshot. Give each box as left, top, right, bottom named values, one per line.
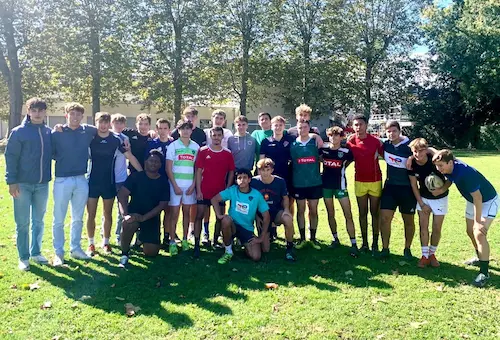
left=236, top=201, right=249, bottom=215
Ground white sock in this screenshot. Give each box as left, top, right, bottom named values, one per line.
left=88, top=237, right=95, bottom=246
left=350, top=238, right=357, bottom=246
left=103, top=238, right=110, bottom=246
left=422, top=246, right=429, bottom=258
left=225, top=244, right=233, bottom=255
left=189, top=222, right=194, bottom=230
left=429, top=245, right=437, bottom=256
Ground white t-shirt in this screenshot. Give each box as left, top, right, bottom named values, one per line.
left=114, top=133, right=129, bottom=183
left=204, top=128, right=233, bottom=149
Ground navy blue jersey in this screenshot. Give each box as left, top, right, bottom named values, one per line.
left=89, top=133, right=126, bottom=185
left=319, top=146, right=353, bottom=190
left=446, top=160, right=497, bottom=203
left=122, top=128, right=152, bottom=172
left=146, top=138, right=171, bottom=178
left=260, top=134, right=295, bottom=181
left=383, top=137, right=412, bottom=186
left=250, top=175, right=288, bottom=214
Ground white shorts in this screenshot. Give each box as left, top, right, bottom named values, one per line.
left=465, top=195, right=499, bottom=220
left=416, top=196, right=448, bottom=216
left=169, top=185, right=196, bottom=206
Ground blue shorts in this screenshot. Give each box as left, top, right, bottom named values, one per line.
left=233, top=223, right=255, bottom=245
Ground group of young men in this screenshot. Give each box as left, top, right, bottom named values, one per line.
left=5, top=98, right=498, bottom=287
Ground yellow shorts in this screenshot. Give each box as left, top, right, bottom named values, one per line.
left=355, top=181, right=382, bottom=197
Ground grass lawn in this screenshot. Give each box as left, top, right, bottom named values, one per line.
left=0, top=152, right=499, bottom=339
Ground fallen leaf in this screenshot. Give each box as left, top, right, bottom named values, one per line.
left=61, top=264, right=70, bottom=268
left=272, top=304, right=280, bottom=312
left=71, top=303, right=78, bottom=309
left=265, top=282, right=278, bottom=289
left=115, top=296, right=125, bottom=301
left=10, top=284, right=17, bottom=289
left=124, top=303, right=141, bottom=317
left=410, top=321, right=428, bottom=329
left=345, top=270, right=354, bottom=276
left=110, top=284, right=116, bottom=288
left=436, top=285, right=445, bottom=292
left=232, top=268, right=238, bottom=272
left=41, top=301, right=52, bottom=309
left=29, top=282, right=40, bottom=291
left=391, top=269, right=399, bottom=276
left=21, top=284, right=30, bottom=290
left=227, top=320, right=233, bottom=326
left=376, top=334, right=385, bottom=339
left=52, top=336, right=61, bottom=340
left=371, top=297, right=387, bottom=304
left=321, top=260, right=329, bottom=264
left=398, top=261, right=408, bottom=266
left=79, top=295, right=91, bottom=301
left=155, top=281, right=161, bottom=288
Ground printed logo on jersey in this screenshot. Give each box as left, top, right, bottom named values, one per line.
left=179, top=154, right=195, bottom=161
left=236, top=201, right=249, bottom=215
left=297, top=156, right=316, bottom=164
left=338, top=151, right=344, bottom=158
left=206, top=155, right=211, bottom=159
left=132, top=136, right=138, bottom=139
left=384, top=151, right=408, bottom=169
left=100, top=139, right=108, bottom=144
left=323, top=159, right=342, bottom=168
left=283, top=141, right=289, bottom=147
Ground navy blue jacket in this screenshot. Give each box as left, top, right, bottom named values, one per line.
left=5, top=116, right=52, bottom=185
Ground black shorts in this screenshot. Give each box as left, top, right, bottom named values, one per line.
left=380, top=183, right=417, bottom=215
left=233, top=223, right=255, bottom=244
left=137, top=218, right=161, bottom=244
left=293, top=185, right=323, bottom=200
left=89, top=183, right=116, bottom=200
left=197, top=199, right=225, bottom=207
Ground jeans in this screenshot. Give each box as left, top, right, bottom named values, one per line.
left=13, top=183, right=49, bottom=261
left=52, top=175, right=89, bottom=256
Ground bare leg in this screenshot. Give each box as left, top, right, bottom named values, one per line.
left=402, top=213, right=415, bottom=249
left=380, top=209, right=395, bottom=249
left=339, top=197, right=356, bottom=239
left=102, top=198, right=114, bottom=240
left=356, top=195, right=369, bottom=246
left=86, top=198, right=99, bottom=240
left=369, top=195, right=381, bottom=248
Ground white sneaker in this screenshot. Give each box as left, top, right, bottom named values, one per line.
left=18, top=260, right=30, bottom=271
left=53, top=254, right=64, bottom=267
left=70, top=249, right=91, bottom=260
left=31, top=255, right=49, bottom=264
left=118, top=255, right=129, bottom=268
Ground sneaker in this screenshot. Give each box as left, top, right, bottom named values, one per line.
left=102, top=244, right=112, bottom=255
left=379, top=248, right=390, bottom=260
left=328, top=239, right=341, bottom=249
left=213, top=240, right=224, bottom=249
left=31, top=255, right=49, bottom=264
left=295, top=240, right=308, bottom=250
left=464, top=257, right=480, bottom=266
left=86, top=244, right=96, bottom=257
left=193, top=245, right=201, bottom=259
left=161, top=238, right=170, bottom=250
left=169, top=243, right=178, bottom=256
left=201, top=233, right=211, bottom=247
left=71, top=249, right=91, bottom=260
left=53, top=254, right=64, bottom=267
left=181, top=239, right=190, bottom=251
left=360, top=244, right=370, bottom=254
left=310, top=240, right=321, bottom=250
left=285, top=250, right=296, bottom=262
left=403, top=248, right=414, bottom=261
left=429, top=254, right=440, bottom=268
left=175, top=234, right=181, bottom=243
left=218, top=252, right=233, bottom=264
left=188, top=231, right=195, bottom=241
left=119, top=255, right=129, bottom=268
left=18, top=260, right=30, bottom=271
left=349, top=246, right=360, bottom=258
left=418, top=256, right=430, bottom=268
left=371, top=244, right=379, bottom=257
left=472, top=273, right=489, bottom=288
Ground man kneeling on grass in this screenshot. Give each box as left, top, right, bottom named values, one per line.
left=117, top=151, right=170, bottom=267
left=211, top=169, right=270, bottom=264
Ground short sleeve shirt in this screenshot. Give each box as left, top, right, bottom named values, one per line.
left=219, top=185, right=269, bottom=231
left=124, top=172, right=170, bottom=217
left=250, top=175, right=288, bottom=214
left=319, top=146, right=353, bottom=190
left=260, top=134, right=295, bottom=181
left=195, top=146, right=236, bottom=199
left=346, top=134, right=383, bottom=182
left=146, top=138, right=172, bottom=178
left=408, top=157, right=448, bottom=199
left=383, top=137, right=412, bottom=186
left=166, top=139, right=199, bottom=188
left=445, top=160, right=497, bottom=203
left=204, top=128, right=233, bottom=149
left=89, top=133, right=126, bottom=186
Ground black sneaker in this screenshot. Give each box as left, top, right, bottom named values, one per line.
left=403, top=248, right=414, bottom=261
left=360, top=244, right=370, bottom=254
left=328, top=239, right=341, bottom=249
left=371, top=243, right=379, bottom=257
left=464, top=257, right=480, bottom=266
left=349, top=246, right=360, bottom=258
left=193, top=245, right=201, bottom=259
left=161, top=238, right=170, bottom=250
left=472, top=273, right=489, bottom=288
left=379, top=248, right=390, bottom=260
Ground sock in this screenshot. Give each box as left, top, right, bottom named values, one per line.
left=225, top=244, right=233, bottom=255
left=479, top=260, right=489, bottom=276
left=189, top=222, right=194, bottom=231
left=88, top=237, right=95, bottom=246
left=429, top=245, right=437, bottom=256
left=194, top=237, right=200, bottom=248
left=203, top=222, right=209, bottom=235
left=103, top=238, right=110, bottom=246
left=421, top=246, right=429, bottom=258
left=332, top=232, right=339, bottom=241
left=310, top=228, right=317, bottom=241
left=299, top=228, right=306, bottom=241
left=350, top=238, right=357, bottom=246
left=286, top=241, right=294, bottom=251
left=372, top=235, right=379, bottom=248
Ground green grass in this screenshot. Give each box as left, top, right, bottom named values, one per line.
left=0, top=153, right=499, bottom=339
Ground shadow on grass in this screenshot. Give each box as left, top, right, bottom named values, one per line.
left=29, top=239, right=497, bottom=327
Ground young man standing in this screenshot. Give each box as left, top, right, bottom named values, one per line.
left=251, top=158, right=295, bottom=261
left=194, top=127, right=235, bottom=256
left=251, top=112, right=273, bottom=164
left=212, top=169, right=270, bottom=264
left=408, top=138, right=448, bottom=268
left=204, top=109, right=233, bottom=148
left=379, top=121, right=416, bottom=261
left=287, top=104, right=320, bottom=137
left=166, top=120, right=199, bottom=255
left=122, top=113, right=153, bottom=172
left=117, top=151, right=170, bottom=267
left=290, top=120, right=323, bottom=250
left=6, top=98, right=52, bottom=270
left=228, top=115, right=256, bottom=170
left=51, top=103, right=97, bottom=265
left=171, top=106, right=207, bottom=147
left=320, top=127, right=358, bottom=257
left=433, top=150, right=499, bottom=287
left=86, top=112, right=142, bottom=257
left=346, top=114, right=383, bottom=255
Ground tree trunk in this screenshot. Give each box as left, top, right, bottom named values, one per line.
left=240, top=39, right=250, bottom=116
left=364, top=62, right=372, bottom=119
left=8, top=70, right=22, bottom=131
left=89, top=20, right=101, bottom=118
left=302, top=39, right=310, bottom=104
left=173, top=23, right=183, bottom=123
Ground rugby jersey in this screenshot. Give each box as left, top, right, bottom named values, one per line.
left=166, top=139, right=199, bottom=188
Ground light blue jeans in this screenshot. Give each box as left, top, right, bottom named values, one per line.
left=52, top=175, right=89, bottom=256
left=13, top=183, right=49, bottom=261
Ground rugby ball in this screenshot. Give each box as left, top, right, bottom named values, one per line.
left=425, top=173, right=444, bottom=191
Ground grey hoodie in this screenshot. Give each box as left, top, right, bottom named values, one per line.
left=227, top=133, right=256, bottom=171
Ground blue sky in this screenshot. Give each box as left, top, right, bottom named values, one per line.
left=412, top=0, right=453, bottom=55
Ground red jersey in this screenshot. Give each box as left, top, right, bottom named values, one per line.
left=346, top=134, right=383, bottom=182
left=195, top=146, right=236, bottom=199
